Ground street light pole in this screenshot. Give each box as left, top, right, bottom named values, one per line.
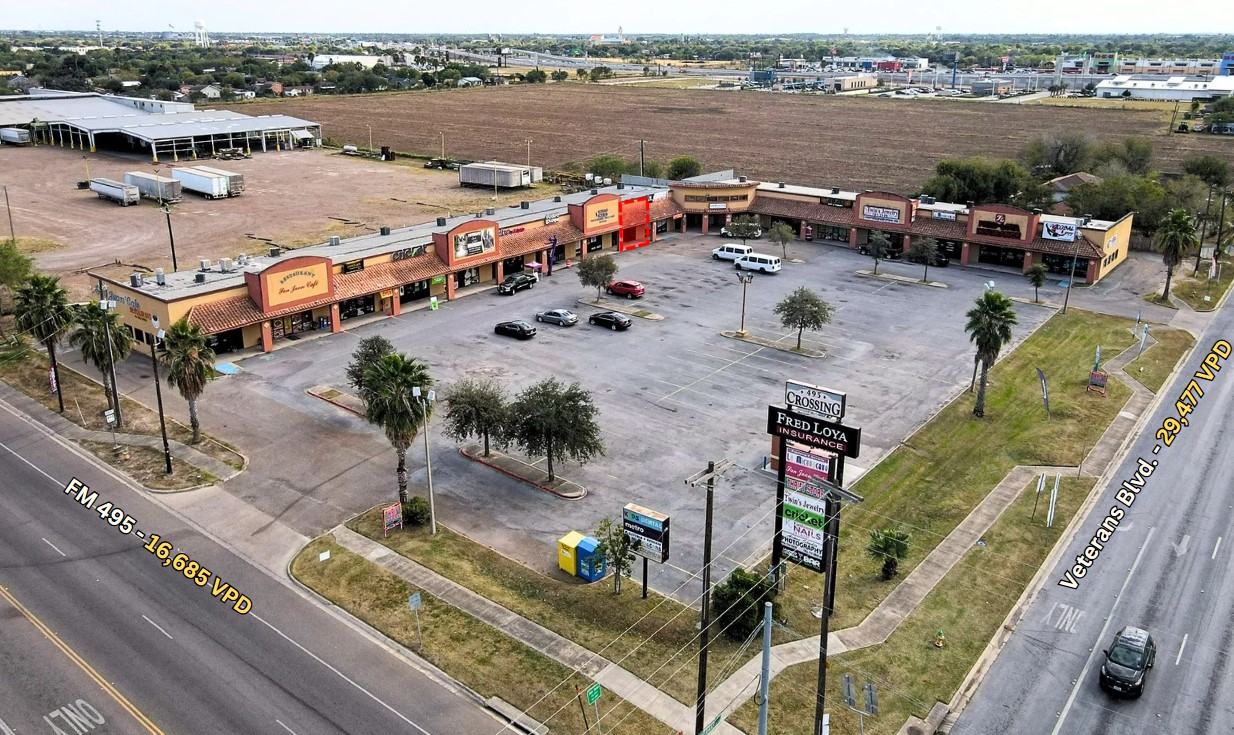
left=3, top=185, right=15, bottom=241
left=368, top=124, right=373, bottom=154
left=736, top=272, right=754, bottom=335
left=414, top=387, right=437, bottom=535
left=97, top=278, right=123, bottom=429
left=525, top=138, right=532, bottom=168
left=163, top=205, right=179, bottom=271
left=149, top=317, right=173, bottom=474
left=1061, top=225, right=1084, bottom=315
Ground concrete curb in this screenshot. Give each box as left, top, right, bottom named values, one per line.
left=306, top=386, right=365, bottom=417
left=719, top=330, right=825, bottom=358
left=574, top=298, right=665, bottom=321
left=458, top=447, right=587, bottom=500
left=855, top=269, right=950, bottom=288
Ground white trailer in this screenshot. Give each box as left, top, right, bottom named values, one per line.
left=190, top=165, right=245, bottom=196
left=459, top=161, right=533, bottom=189
left=0, top=128, right=31, bottom=146
left=89, top=178, right=141, bottom=207
left=124, top=171, right=183, bottom=203
left=172, top=167, right=230, bottom=199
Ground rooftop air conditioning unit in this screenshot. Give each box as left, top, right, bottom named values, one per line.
left=617, top=182, right=625, bottom=189
left=328, top=235, right=342, bottom=246
left=195, top=273, right=206, bottom=283
left=779, top=182, right=786, bottom=188
left=585, top=173, right=595, bottom=182
left=485, top=208, right=495, bottom=216
left=590, top=188, right=599, bottom=195
left=832, top=187, right=840, bottom=194
left=436, top=217, right=447, bottom=226
left=739, top=176, right=747, bottom=182
left=130, top=273, right=144, bottom=288
left=269, top=246, right=281, bottom=257
left=219, top=258, right=234, bottom=272
left=554, top=196, right=562, bottom=202
left=520, top=201, right=530, bottom=209
left=199, top=259, right=212, bottom=271
left=603, top=178, right=612, bottom=186
left=380, top=226, right=391, bottom=236
left=155, top=268, right=165, bottom=285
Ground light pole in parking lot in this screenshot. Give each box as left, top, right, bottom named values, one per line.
left=736, top=272, right=754, bottom=336
left=413, top=386, right=437, bottom=535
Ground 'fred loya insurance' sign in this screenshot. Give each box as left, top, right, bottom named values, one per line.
left=784, top=381, right=846, bottom=420
left=767, top=406, right=862, bottom=458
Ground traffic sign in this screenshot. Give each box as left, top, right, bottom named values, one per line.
left=408, top=592, right=422, bottom=611
left=104, top=409, right=116, bottom=425
left=585, top=682, right=601, bottom=705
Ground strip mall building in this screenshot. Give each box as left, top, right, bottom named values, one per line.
left=97, top=176, right=1132, bottom=354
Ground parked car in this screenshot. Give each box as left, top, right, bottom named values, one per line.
left=1100, top=626, right=1156, bottom=697
left=713, top=243, right=755, bottom=261
left=535, top=309, right=578, bottom=326
left=589, top=311, right=632, bottom=331
left=720, top=226, right=762, bottom=239
left=497, top=272, right=537, bottom=295
left=734, top=253, right=782, bottom=273
left=494, top=320, right=537, bottom=339
left=606, top=280, right=646, bottom=299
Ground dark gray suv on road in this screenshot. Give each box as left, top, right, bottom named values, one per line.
left=1100, top=626, right=1156, bottom=698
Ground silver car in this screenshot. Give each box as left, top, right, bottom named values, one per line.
left=535, top=309, right=578, bottom=326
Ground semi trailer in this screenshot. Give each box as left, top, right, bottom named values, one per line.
left=89, top=178, right=141, bottom=206
left=124, top=171, right=183, bottom=202
left=172, top=167, right=230, bottom=199
left=189, top=165, right=244, bottom=196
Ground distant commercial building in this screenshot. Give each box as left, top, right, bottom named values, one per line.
left=1055, top=52, right=1233, bottom=76
left=971, top=79, right=1014, bottom=96
left=1095, top=74, right=1234, bottom=101
left=589, top=27, right=629, bottom=46
left=309, top=54, right=393, bottom=70
left=831, top=74, right=877, bottom=92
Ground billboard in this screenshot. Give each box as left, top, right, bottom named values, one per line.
left=785, top=380, right=846, bottom=420
left=453, top=226, right=496, bottom=259
left=767, top=405, right=862, bottom=458
left=785, top=444, right=834, bottom=491
left=1042, top=221, right=1078, bottom=242
left=862, top=204, right=901, bottom=224
left=623, top=503, right=670, bottom=563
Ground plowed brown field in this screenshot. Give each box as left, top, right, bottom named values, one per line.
left=244, top=85, right=1233, bottom=193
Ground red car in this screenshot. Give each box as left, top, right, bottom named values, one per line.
left=606, top=280, right=646, bottom=299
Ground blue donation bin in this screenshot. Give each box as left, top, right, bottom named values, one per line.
left=576, top=536, right=607, bottom=583
left=558, top=531, right=585, bottom=577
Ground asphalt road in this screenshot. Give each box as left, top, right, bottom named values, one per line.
left=0, top=403, right=501, bottom=735
left=952, top=307, right=1234, bottom=733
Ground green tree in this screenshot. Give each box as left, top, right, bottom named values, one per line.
left=711, top=569, right=776, bottom=641
left=14, top=275, right=73, bottom=413
left=641, top=159, right=665, bottom=179
left=346, top=334, right=395, bottom=399
left=773, top=286, right=835, bottom=350
left=594, top=516, right=639, bottom=594
left=575, top=68, right=588, bottom=80
left=588, top=65, right=614, bottom=82
left=767, top=221, right=795, bottom=259
left=1182, top=154, right=1230, bottom=188
left=68, top=302, right=133, bottom=425
left=1025, top=263, right=1049, bottom=303
left=441, top=378, right=506, bottom=457
left=1020, top=131, right=1092, bottom=178
left=1091, top=137, right=1153, bottom=176
left=525, top=68, right=547, bottom=83
left=577, top=253, right=618, bottom=302
left=160, top=318, right=216, bottom=444
left=666, top=155, right=702, bottom=181
left=725, top=214, right=762, bottom=247
left=920, top=157, right=1033, bottom=206
left=867, top=527, right=910, bottom=580
left=905, top=236, right=939, bottom=282
left=965, top=290, right=1018, bottom=418
left=550, top=69, right=569, bottom=82
left=1155, top=208, right=1198, bottom=301
left=864, top=231, right=891, bottom=275
left=504, top=378, right=604, bottom=482
left=0, top=239, right=33, bottom=324
left=585, top=154, right=635, bottom=182
left=1067, top=173, right=1167, bottom=235
left=362, top=353, right=433, bottom=506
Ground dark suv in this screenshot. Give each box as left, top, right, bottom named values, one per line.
left=497, top=272, right=536, bottom=295
left=1100, top=626, right=1156, bottom=697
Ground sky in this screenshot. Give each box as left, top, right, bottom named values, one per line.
left=3, top=0, right=1232, bottom=36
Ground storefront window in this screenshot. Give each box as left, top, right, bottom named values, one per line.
left=454, top=267, right=481, bottom=288
left=820, top=225, right=849, bottom=242
left=400, top=279, right=430, bottom=303
left=586, top=236, right=603, bottom=253
left=339, top=296, right=375, bottom=320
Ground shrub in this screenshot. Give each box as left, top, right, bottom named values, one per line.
left=403, top=496, right=432, bottom=526
left=711, top=569, right=777, bottom=641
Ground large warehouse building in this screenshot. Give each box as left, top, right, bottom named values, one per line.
left=1095, top=74, right=1234, bottom=101
left=0, top=89, right=320, bottom=161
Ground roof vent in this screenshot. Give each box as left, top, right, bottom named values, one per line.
left=1083, top=213, right=1093, bottom=223
left=520, top=201, right=530, bottom=209
left=591, top=188, right=599, bottom=195
left=554, top=195, right=562, bottom=202
left=328, top=235, right=342, bottom=246
left=269, top=246, right=281, bottom=257
left=617, top=182, right=625, bottom=189
left=436, top=217, right=447, bottom=226
left=485, top=208, right=495, bottom=216
left=738, top=176, right=747, bottom=183
left=155, top=268, right=165, bottom=285
left=130, top=273, right=144, bottom=288
left=195, top=273, right=206, bottom=283
left=832, top=187, right=840, bottom=194
left=199, top=259, right=212, bottom=271
left=380, top=226, right=391, bottom=236
left=219, top=258, right=234, bottom=272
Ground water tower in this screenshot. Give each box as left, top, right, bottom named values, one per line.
left=194, top=20, right=210, bottom=48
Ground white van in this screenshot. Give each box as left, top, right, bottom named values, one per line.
left=734, top=253, right=782, bottom=273
left=712, top=243, right=754, bottom=261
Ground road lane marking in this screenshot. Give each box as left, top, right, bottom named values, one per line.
left=276, top=720, right=298, bottom=734
left=0, top=585, right=165, bottom=734
left=0, top=439, right=62, bottom=485
left=1050, top=526, right=1156, bottom=735
left=0, top=715, right=15, bottom=735
left=1214, top=537, right=1223, bottom=559
left=251, top=613, right=433, bottom=735
left=42, top=538, right=67, bottom=556
left=1172, top=534, right=1190, bottom=557
left=1176, top=634, right=1188, bottom=665
left=142, top=615, right=173, bottom=640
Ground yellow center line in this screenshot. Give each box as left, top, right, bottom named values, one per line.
left=0, top=584, right=166, bottom=735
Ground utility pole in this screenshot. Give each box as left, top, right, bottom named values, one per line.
left=639, top=139, right=646, bottom=177
left=3, top=185, right=14, bottom=241
left=1194, top=184, right=1215, bottom=276
left=148, top=317, right=174, bottom=475
left=1214, top=189, right=1229, bottom=259
left=97, top=278, right=123, bottom=429
left=439, top=131, right=445, bottom=159
left=757, top=601, right=773, bottom=735
left=1061, top=221, right=1086, bottom=314
left=685, top=459, right=733, bottom=735
left=163, top=205, right=179, bottom=271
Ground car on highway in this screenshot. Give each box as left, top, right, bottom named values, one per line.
left=1100, top=626, right=1156, bottom=698
left=606, top=280, right=646, bottom=299
left=588, top=311, right=632, bottom=331
left=535, top=309, right=578, bottom=326
left=497, top=272, right=537, bottom=295
left=494, top=320, right=537, bottom=339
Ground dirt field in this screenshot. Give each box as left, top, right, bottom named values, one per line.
left=0, top=145, right=544, bottom=300
left=243, top=85, right=1234, bottom=192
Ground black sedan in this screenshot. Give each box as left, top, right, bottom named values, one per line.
left=497, top=272, right=537, bottom=295
left=494, top=320, right=537, bottom=339
left=588, top=312, right=632, bottom=331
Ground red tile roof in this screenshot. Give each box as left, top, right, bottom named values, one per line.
left=649, top=197, right=684, bottom=220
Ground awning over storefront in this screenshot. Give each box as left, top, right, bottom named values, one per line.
left=289, top=130, right=314, bottom=140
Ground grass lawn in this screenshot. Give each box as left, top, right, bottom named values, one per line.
left=1028, top=96, right=1176, bottom=120
left=291, top=538, right=673, bottom=735
left=731, top=476, right=1092, bottom=735
left=79, top=440, right=217, bottom=490
left=1125, top=327, right=1196, bottom=393
left=772, top=310, right=1134, bottom=635
left=349, top=511, right=747, bottom=706
left=0, top=340, right=244, bottom=472
left=1171, top=261, right=1234, bottom=312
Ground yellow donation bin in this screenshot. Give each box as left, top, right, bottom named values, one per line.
left=558, top=531, right=586, bottom=576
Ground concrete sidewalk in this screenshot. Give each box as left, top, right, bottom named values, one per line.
left=332, top=526, right=743, bottom=735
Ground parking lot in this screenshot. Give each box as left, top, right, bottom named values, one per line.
left=175, top=232, right=1053, bottom=599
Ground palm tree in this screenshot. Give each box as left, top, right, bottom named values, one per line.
left=867, top=527, right=910, bottom=580
left=1155, top=208, right=1198, bottom=302
left=362, top=353, right=433, bottom=506
left=69, top=302, right=133, bottom=426
left=1025, top=263, right=1049, bottom=303
left=965, top=290, right=1018, bottom=419
left=160, top=318, right=216, bottom=444
left=14, top=275, right=74, bottom=413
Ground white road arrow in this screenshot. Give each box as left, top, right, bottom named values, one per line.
left=1172, top=534, right=1191, bottom=557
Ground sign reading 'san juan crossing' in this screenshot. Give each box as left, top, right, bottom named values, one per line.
left=767, top=406, right=861, bottom=458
